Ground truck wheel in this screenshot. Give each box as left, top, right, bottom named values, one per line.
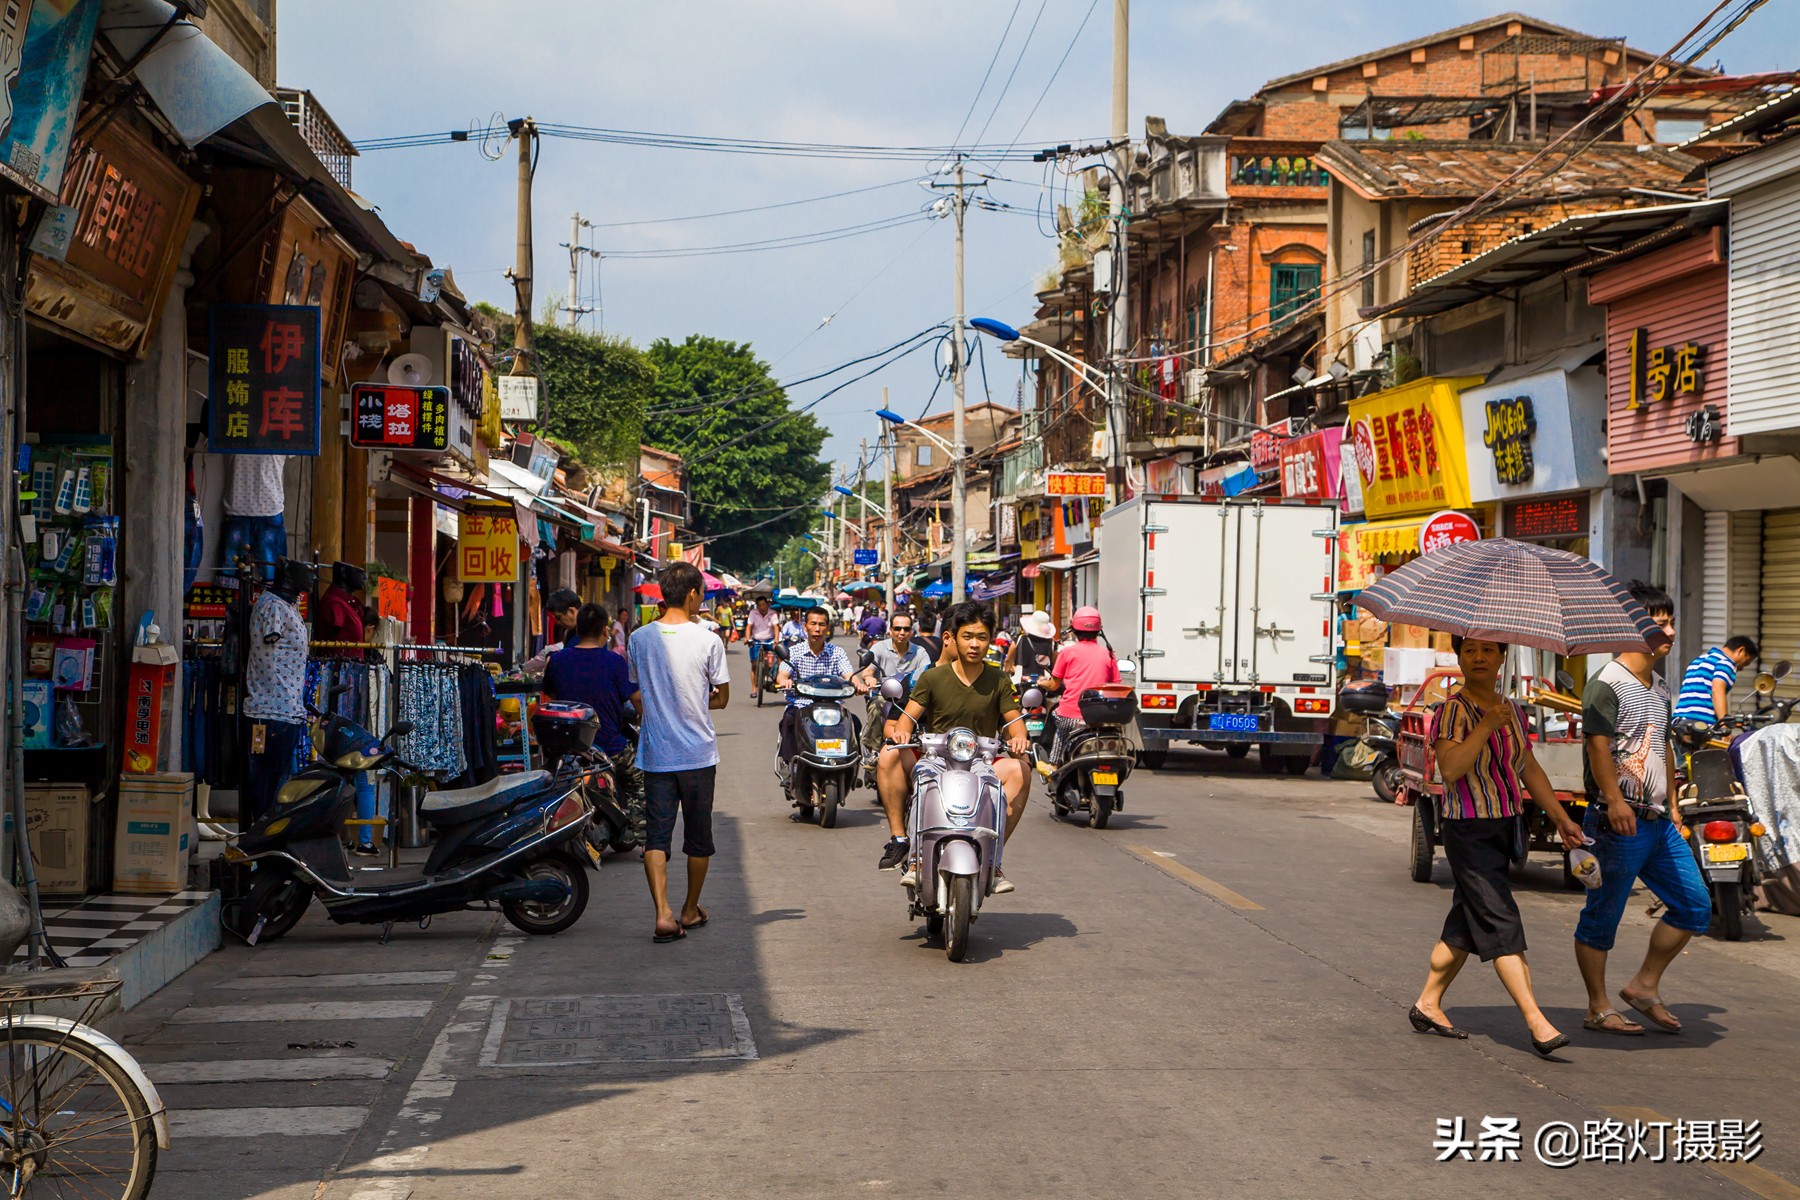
left=1409, top=802, right=1434, bottom=883
left=1283, top=755, right=1309, bottom=777
left=1137, top=747, right=1168, bottom=771
left=1225, top=744, right=1250, bottom=760
left=1258, top=745, right=1281, bottom=774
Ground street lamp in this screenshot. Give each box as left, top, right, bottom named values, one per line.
left=877, top=408, right=964, bottom=596
left=970, top=317, right=1119, bottom=494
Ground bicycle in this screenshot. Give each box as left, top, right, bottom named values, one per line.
left=0, top=974, right=166, bottom=1197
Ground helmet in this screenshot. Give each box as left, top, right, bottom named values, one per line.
left=1071, top=606, right=1102, bottom=633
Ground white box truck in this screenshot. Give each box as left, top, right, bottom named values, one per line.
left=1097, top=496, right=1340, bottom=772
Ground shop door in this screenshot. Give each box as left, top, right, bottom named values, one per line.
left=1759, top=509, right=1800, bottom=699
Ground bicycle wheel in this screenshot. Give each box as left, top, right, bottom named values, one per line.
left=0, top=1028, right=158, bottom=1198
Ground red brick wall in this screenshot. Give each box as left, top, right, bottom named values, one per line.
left=1208, top=221, right=1327, bottom=362
left=1407, top=197, right=1636, bottom=288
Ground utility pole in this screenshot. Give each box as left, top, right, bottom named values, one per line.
left=836, top=465, right=850, bottom=579
left=562, top=212, right=600, bottom=329
left=857, top=437, right=868, bottom=578
left=882, top=389, right=897, bottom=616
left=508, top=118, right=537, bottom=376
left=1105, top=1, right=1130, bottom=502
left=951, top=155, right=969, bottom=602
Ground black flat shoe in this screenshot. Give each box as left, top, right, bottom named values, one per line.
left=1409, top=1005, right=1468, bottom=1039
left=1531, top=1032, right=1570, bottom=1058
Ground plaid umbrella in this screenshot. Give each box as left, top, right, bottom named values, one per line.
left=1357, top=538, right=1658, bottom=656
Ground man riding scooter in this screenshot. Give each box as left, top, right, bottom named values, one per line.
left=874, top=601, right=1032, bottom=893
left=854, top=611, right=934, bottom=778
left=775, top=609, right=867, bottom=789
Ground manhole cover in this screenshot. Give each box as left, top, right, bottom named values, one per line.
left=480, top=994, right=757, bottom=1066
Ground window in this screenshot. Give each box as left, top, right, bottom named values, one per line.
left=1654, top=115, right=1708, bottom=144
left=1361, top=231, right=1377, bottom=309
left=916, top=444, right=932, bottom=468
left=1271, top=263, right=1322, bottom=325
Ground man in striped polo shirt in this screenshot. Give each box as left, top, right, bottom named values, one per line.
left=1672, top=635, right=1758, bottom=745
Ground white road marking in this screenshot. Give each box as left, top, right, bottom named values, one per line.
left=171, top=1106, right=367, bottom=1138
left=150, top=1057, right=393, bottom=1084
left=169, top=1001, right=432, bottom=1024
left=220, top=972, right=457, bottom=990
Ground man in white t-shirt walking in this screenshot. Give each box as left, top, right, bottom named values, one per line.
left=630, top=561, right=730, bottom=943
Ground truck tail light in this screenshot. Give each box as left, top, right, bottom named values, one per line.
left=1294, top=698, right=1330, bottom=714
left=1702, top=820, right=1739, bottom=843
left=1141, top=695, right=1177, bottom=710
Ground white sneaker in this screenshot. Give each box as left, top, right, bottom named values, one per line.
left=899, top=865, right=918, bottom=888
left=991, top=869, right=1015, bottom=895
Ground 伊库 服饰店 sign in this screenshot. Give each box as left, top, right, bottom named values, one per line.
left=350, top=384, right=451, bottom=452
left=208, top=305, right=322, bottom=455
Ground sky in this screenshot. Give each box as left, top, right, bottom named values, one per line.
left=281, top=1, right=1798, bottom=482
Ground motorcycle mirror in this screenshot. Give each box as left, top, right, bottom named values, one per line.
left=1773, top=659, right=1792, bottom=681
left=1555, top=669, right=1576, bottom=692
left=1755, top=673, right=1778, bottom=696
left=859, top=649, right=876, bottom=668
left=329, top=683, right=352, bottom=700
left=1119, top=659, right=1138, bottom=677
left=1021, top=687, right=1045, bottom=709
left=389, top=721, right=415, bottom=739
left=880, top=677, right=906, bottom=701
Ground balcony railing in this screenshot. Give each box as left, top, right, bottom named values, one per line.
left=1229, top=154, right=1327, bottom=189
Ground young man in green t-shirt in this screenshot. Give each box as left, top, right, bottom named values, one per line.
left=873, top=600, right=1032, bottom=892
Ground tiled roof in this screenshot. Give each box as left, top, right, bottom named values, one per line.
left=1316, top=139, right=1701, bottom=201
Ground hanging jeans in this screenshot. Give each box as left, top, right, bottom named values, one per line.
left=221, top=514, right=285, bottom=581
left=242, top=717, right=305, bottom=828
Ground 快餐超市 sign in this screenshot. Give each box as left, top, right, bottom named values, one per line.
left=1346, top=376, right=1480, bottom=519
left=1046, top=471, right=1105, bottom=497
left=1481, top=396, right=1536, bottom=485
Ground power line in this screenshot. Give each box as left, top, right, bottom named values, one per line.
left=602, top=212, right=931, bottom=259
left=354, top=123, right=1087, bottom=162
left=970, top=0, right=1049, bottom=148
left=950, top=1, right=1023, bottom=149
left=646, top=324, right=950, bottom=416
left=587, top=177, right=917, bottom=228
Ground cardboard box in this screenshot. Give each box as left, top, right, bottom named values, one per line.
left=1430, top=630, right=1456, bottom=655
left=113, top=773, right=195, bottom=894
left=23, top=785, right=89, bottom=897
left=1389, top=623, right=1431, bottom=650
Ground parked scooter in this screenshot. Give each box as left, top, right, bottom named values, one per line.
left=883, top=677, right=1044, bottom=962
left=533, top=700, right=636, bottom=857
left=770, top=645, right=862, bottom=826
left=1339, top=681, right=1402, bottom=802
left=1044, top=677, right=1139, bottom=830
left=224, top=695, right=595, bottom=944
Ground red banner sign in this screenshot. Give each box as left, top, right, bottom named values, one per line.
left=1046, top=471, right=1105, bottom=497
left=1279, top=428, right=1344, bottom=501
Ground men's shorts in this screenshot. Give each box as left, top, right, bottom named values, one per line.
left=644, top=767, right=717, bottom=858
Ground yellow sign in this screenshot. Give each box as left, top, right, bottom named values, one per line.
left=1345, top=376, right=1480, bottom=518
left=458, top=508, right=520, bottom=583
left=668, top=542, right=683, bottom=559
left=1337, top=527, right=1376, bottom=590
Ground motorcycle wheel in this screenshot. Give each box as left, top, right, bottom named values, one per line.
left=502, top=854, right=590, bottom=935
left=1409, top=801, right=1435, bottom=884
left=228, top=868, right=311, bottom=944
left=1715, top=882, right=1744, bottom=941
left=1225, top=744, right=1250, bottom=760
left=1372, top=758, right=1403, bottom=804
left=1087, top=793, right=1112, bottom=830
left=944, top=875, right=974, bottom=963
left=819, top=779, right=841, bottom=829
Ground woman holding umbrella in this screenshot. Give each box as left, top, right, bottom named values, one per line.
left=1357, top=538, right=1662, bottom=1058
left=1409, top=635, right=1586, bottom=1057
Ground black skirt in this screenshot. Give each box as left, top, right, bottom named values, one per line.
left=1439, top=816, right=1527, bottom=961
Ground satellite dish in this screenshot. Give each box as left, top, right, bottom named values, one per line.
left=387, top=353, right=434, bottom=386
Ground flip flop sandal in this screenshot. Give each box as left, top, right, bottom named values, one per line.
left=1583, top=1009, right=1646, bottom=1035
left=1620, top=991, right=1681, bottom=1033
left=653, top=925, right=687, bottom=944
left=681, top=907, right=710, bottom=930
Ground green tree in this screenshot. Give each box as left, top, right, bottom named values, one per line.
left=644, top=335, right=830, bottom=571
left=477, top=304, right=652, bottom=469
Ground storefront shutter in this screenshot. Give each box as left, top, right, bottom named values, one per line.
left=1759, top=509, right=1800, bottom=699
left=1703, top=512, right=1729, bottom=648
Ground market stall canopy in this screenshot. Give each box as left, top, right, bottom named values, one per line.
left=742, top=579, right=775, bottom=599
left=703, top=572, right=731, bottom=594
left=921, top=580, right=952, bottom=599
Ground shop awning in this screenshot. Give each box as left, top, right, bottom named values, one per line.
left=1037, top=557, right=1078, bottom=572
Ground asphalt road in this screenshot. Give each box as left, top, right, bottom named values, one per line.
left=120, top=639, right=1800, bottom=1199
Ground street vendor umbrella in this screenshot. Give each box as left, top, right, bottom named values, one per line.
left=634, top=582, right=663, bottom=602
left=743, top=578, right=775, bottom=599
left=835, top=591, right=853, bottom=604
left=1357, top=537, right=1660, bottom=656
left=921, top=579, right=952, bottom=600
left=702, top=571, right=730, bottom=594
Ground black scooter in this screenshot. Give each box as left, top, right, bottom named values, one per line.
left=769, top=644, right=863, bottom=827
left=223, top=696, right=595, bottom=944
left=1044, top=684, right=1138, bottom=830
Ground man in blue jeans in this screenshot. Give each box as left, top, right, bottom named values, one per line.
left=1575, top=581, right=1713, bottom=1036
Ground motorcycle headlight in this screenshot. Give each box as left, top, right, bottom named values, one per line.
left=948, top=729, right=978, bottom=763
left=811, top=706, right=842, bottom=727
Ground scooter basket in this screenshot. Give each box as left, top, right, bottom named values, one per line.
left=532, top=701, right=599, bottom=760
left=1078, top=689, right=1138, bottom=726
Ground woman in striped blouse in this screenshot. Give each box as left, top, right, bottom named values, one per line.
left=1410, top=636, right=1586, bottom=1058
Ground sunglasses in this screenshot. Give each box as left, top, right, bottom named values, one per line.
left=892, top=625, right=913, bottom=632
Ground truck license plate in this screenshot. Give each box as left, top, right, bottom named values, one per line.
left=1209, top=713, right=1259, bottom=732
left=816, top=739, right=846, bottom=757
left=1704, top=843, right=1749, bottom=864
left=1091, top=770, right=1119, bottom=785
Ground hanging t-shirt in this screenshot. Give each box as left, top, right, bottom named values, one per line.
left=1582, top=659, right=1672, bottom=813
left=225, top=456, right=288, bottom=518
left=629, top=619, right=730, bottom=773
left=243, top=591, right=308, bottom=724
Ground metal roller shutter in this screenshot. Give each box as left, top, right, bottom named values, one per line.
left=1760, top=510, right=1800, bottom=699
left=1703, top=512, right=1729, bottom=648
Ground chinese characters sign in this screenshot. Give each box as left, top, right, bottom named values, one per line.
left=1346, top=377, right=1478, bottom=519
left=1481, top=396, right=1536, bottom=485
left=1046, top=471, right=1105, bottom=497
left=0, top=0, right=101, bottom=204
left=1626, top=330, right=1705, bottom=410
left=1279, top=427, right=1344, bottom=502
left=458, top=509, right=519, bottom=583
left=350, top=384, right=451, bottom=452
left=1504, top=494, right=1589, bottom=541
left=208, top=305, right=321, bottom=456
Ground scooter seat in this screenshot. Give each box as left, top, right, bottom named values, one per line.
left=422, top=770, right=550, bottom=826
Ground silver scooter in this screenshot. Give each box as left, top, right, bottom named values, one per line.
left=881, top=678, right=1043, bottom=962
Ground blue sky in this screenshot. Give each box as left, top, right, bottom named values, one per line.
left=282, top=2, right=1797, bottom=478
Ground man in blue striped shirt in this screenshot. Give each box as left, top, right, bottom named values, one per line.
left=1672, top=635, right=1758, bottom=734
left=775, top=609, right=865, bottom=781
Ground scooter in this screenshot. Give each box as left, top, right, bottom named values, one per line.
left=223, top=697, right=595, bottom=945
left=884, top=678, right=1044, bottom=962
left=1044, top=681, right=1138, bottom=830
left=1679, top=748, right=1767, bottom=941
left=533, top=700, right=636, bottom=857
left=770, top=646, right=863, bottom=827
left=1019, top=674, right=1055, bottom=761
